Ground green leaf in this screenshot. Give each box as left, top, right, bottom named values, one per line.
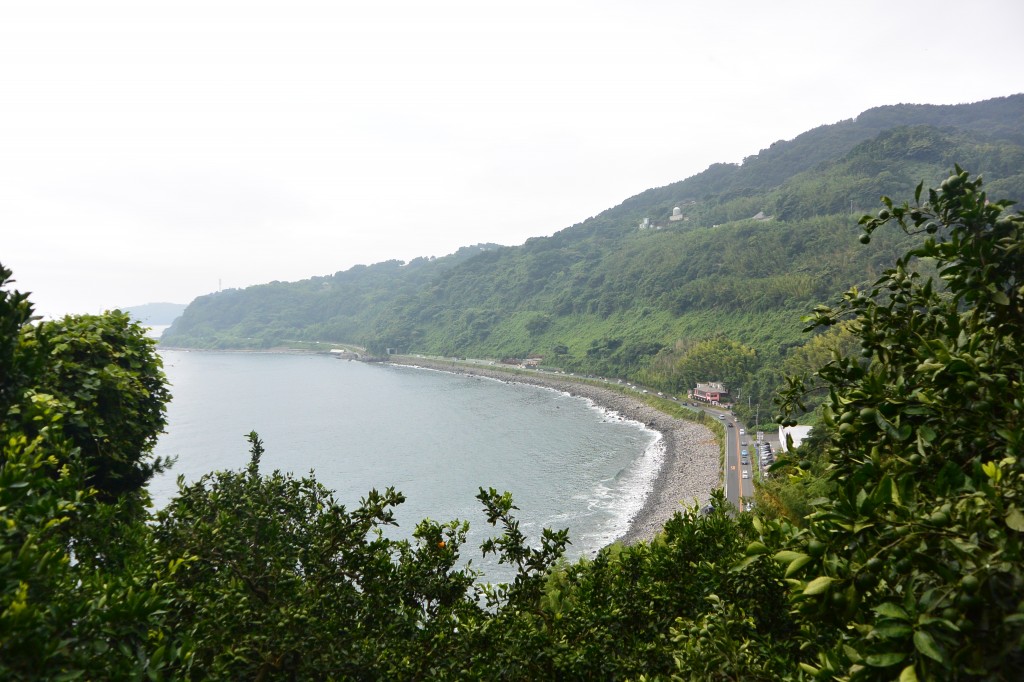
left=772, top=550, right=807, bottom=564
left=1006, top=506, right=1024, bottom=532
left=786, top=554, right=813, bottom=578
left=804, top=575, right=834, bottom=595
left=996, top=427, right=1017, bottom=442
left=874, top=602, right=911, bottom=620
left=799, top=662, right=821, bottom=675
left=873, top=474, right=894, bottom=505
left=731, top=555, right=761, bottom=572
left=900, top=664, right=920, bottom=682
left=745, top=541, right=769, bottom=556
left=913, top=424, right=933, bottom=444
left=913, top=629, right=945, bottom=663
left=865, top=652, right=907, bottom=667
left=873, top=623, right=913, bottom=638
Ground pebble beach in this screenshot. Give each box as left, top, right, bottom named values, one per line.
left=389, top=357, right=721, bottom=545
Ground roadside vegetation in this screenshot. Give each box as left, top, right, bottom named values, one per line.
left=3, top=172, right=1022, bottom=679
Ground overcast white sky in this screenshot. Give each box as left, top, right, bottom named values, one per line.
left=2, top=0, right=1023, bottom=318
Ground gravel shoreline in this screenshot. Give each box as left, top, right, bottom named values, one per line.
left=387, top=357, right=720, bottom=545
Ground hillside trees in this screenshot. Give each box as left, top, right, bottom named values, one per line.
left=773, top=169, right=1024, bottom=679
left=161, top=96, right=1024, bottom=376
left=643, top=337, right=760, bottom=395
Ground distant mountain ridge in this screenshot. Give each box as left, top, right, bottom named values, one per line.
left=123, top=302, right=187, bottom=326
left=161, top=94, right=1024, bottom=420
left=606, top=94, right=1024, bottom=221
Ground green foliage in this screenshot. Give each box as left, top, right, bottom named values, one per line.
left=645, top=336, right=760, bottom=395
left=1, top=397, right=84, bottom=678
left=775, top=169, right=1024, bottom=679
left=0, top=428, right=184, bottom=680
left=155, top=432, right=481, bottom=679
left=452, top=491, right=795, bottom=680
left=19, top=311, right=172, bottom=503
left=477, top=487, right=569, bottom=609
left=0, top=265, right=185, bottom=679
left=0, top=266, right=39, bottom=414
left=6, top=310, right=174, bottom=571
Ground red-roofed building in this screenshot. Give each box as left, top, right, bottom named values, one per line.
left=693, top=381, right=728, bottom=405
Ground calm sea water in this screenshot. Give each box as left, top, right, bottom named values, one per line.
left=150, top=350, right=661, bottom=581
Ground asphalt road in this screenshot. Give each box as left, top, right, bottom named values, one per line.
left=708, top=411, right=749, bottom=511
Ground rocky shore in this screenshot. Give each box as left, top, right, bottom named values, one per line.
left=387, top=357, right=721, bottom=545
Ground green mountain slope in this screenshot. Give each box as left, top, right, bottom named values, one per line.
left=162, top=95, right=1024, bottom=421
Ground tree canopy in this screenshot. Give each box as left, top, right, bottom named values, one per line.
left=772, top=168, right=1024, bottom=678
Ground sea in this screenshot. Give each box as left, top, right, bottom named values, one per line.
left=149, top=348, right=662, bottom=583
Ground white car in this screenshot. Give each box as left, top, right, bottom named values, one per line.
left=742, top=470, right=750, bottom=479
left=739, top=428, right=745, bottom=435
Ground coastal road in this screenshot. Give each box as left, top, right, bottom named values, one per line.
left=715, top=412, right=749, bottom=511
left=731, top=417, right=751, bottom=509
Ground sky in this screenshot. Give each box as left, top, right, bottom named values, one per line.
left=2, top=0, right=1023, bottom=319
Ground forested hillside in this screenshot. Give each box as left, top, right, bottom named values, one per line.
left=4, top=172, right=1023, bottom=679
left=162, top=95, right=1024, bottom=425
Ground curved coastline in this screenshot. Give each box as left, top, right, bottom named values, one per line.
left=387, top=357, right=720, bottom=545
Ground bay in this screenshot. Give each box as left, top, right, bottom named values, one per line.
left=150, top=350, right=661, bottom=581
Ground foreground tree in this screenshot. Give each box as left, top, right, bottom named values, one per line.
left=0, top=265, right=185, bottom=678
left=775, top=169, right=1024, bottom=679
left=155, top=432, right=488, bottom=679
left=17, top=310, right=172, bottom=499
